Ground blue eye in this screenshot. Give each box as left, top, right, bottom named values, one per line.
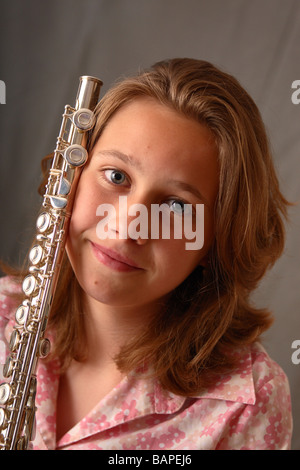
left=105, top=169, right=127, bottom=185
left=170, top=200, right=185, bottom=213
left=167, top=200, right=192, bottom=215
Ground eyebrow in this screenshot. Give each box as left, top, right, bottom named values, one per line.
left=94, top=150, right=143, bottom=170
left=169, top=180, right=208, bottom=205
left=95, top=149, right=208, bottom=205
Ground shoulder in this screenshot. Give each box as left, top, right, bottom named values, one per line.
left=0, top=275, right=21, bottom=315
left=0, top=275, right=21, bottom=337
left=214, top=342, right=292, bottom=449
left=250, top=342, right=290, bottom=392
left=149, top=342, right=292, bottom=449
left=193, top=342, right=290, bottom=406
left=174, top=342, right=292, bottom=450
left=0, top=275, right=21, bottom=294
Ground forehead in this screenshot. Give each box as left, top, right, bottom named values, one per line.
left=90, top=98, right=220, bottom=208
left=93, top=97, right=218, bottom=158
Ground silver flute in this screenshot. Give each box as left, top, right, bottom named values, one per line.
left=0, top=76, right=103, bottom=450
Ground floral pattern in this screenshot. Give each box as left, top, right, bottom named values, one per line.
left=0, top=276, right=292, bottom=450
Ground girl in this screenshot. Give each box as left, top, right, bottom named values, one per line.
left=0, top=58, right=292, bottom=450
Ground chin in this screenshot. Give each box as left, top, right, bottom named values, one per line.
left=76, top=275, right=134, bottom=308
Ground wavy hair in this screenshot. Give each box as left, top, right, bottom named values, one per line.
left=12, top=59, right=289, bottom=395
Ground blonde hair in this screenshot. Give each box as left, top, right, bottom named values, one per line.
left=17, top=59, right=290, bottom=395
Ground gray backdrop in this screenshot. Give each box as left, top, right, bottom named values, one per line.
left=0, top=0, right=299, bottom=450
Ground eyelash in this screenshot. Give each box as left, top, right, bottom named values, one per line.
left=102, top=168, right=194, bottom=215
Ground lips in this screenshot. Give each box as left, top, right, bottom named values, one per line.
left=90, top=242, right=143, bottom=272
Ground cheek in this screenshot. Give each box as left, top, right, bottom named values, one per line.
left=155, top=239, right=202, bottom=281
left=69, top=175, right=101, bottom=236
left=170, top=206, right=214, bottom=263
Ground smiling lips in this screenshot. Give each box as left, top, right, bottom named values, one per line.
left=90, top=242, right=143, bottom=272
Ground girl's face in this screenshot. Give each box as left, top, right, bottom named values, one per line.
left=66, top=98, right=219, bottom=313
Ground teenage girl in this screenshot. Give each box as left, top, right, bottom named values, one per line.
left=0, top=58, right=292, bottom=449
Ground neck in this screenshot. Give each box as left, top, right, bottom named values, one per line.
left=80, top=293, right=163, bottom=367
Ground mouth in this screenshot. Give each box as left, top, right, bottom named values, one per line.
left=90, top=242, right=143, bottom=272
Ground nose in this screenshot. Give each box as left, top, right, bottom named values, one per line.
left=111, top=195, right=150, bottom=244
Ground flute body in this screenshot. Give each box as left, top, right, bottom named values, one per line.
left=0, top=76, right=102, bottom=450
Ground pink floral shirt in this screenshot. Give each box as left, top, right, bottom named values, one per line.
left=0, top=276, right=292, bottom=450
